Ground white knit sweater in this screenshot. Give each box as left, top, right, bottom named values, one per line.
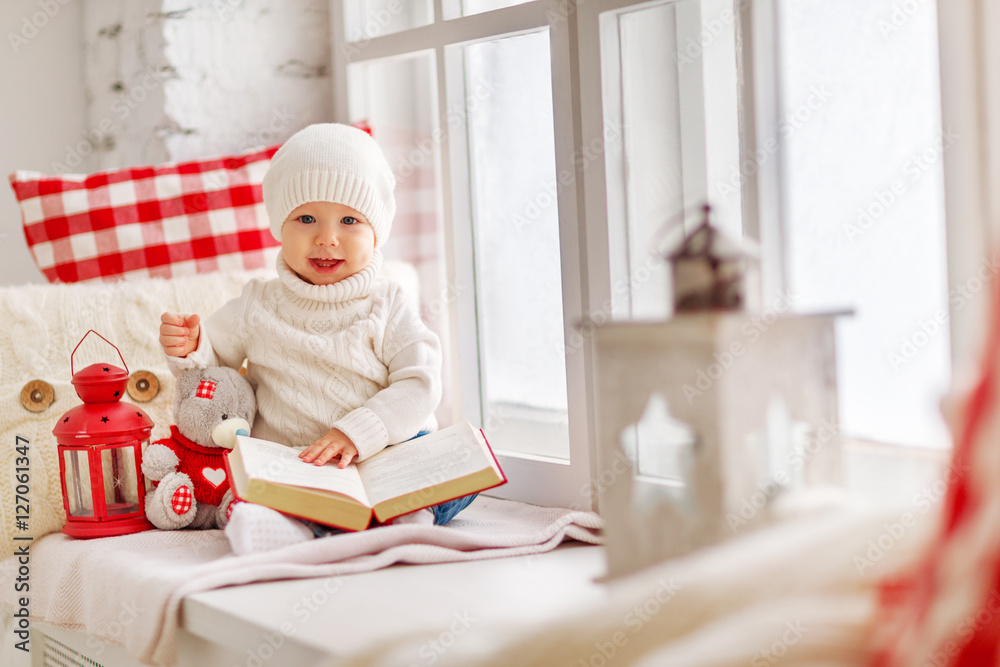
left=167, top=250, right=442, bottom=461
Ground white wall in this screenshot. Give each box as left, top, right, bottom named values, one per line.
left=0, top=0, right=88, bottom=286
left=0, top=0, right=333, bottom=288
left=83, top=0, right=172, bottom=170
left=160, top=0, right=332, bottom=162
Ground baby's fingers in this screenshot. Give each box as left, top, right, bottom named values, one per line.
left=336, top=450, right=355, bottom=469
left=160, top=327, right=189, bottom=348
left=161, top=312, right=199, bottom=332
left=312, top=446, right=343, bottom=467
left=299, top=441, right=335, bottom=465
left=160, top=314, right=193, bottom=338
left=161, top=312, right=185, bottom=327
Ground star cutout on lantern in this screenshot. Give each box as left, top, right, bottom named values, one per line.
left=114, top=390, right=120, bottom=397
left=101, top=416, right=109, bottom=423
left=103, top=367, right=110, bottom=372
left=64, top=417, right=70, bottom=423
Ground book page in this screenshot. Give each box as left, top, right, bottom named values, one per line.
left=236, top=436, right=371, bottom=506
left=359, top=425, right=492, bottom=507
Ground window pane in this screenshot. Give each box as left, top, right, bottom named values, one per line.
left=464, top=29, right=569, bottom=459
left=616, top=2, right=688, bottom=320
left=598, top=0, right=743, bottom=482
left=444, top=0, right=532, bottom=19
left=346, top=53, right=454, bottom=426
left=601, top=0, right=741, bottom=321
left=778, top=0, right=950, bottom=447
left=344, top=0, right=433, bottom=41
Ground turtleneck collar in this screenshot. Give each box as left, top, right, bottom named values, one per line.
left=276, top=249, right=383, bottom=307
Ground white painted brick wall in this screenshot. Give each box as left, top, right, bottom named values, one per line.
left=82, top=0, right=332, bottom=169
left=83, top=0, right=172, bottom=171
left=160, top=0, right=332, bottom=161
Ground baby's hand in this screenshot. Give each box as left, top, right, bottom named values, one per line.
left=160, top=312, right=201, bottom=358
left=300, top=428, right=359, bottom=468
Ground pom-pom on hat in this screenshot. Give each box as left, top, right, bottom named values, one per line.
left=263, top=123, right=396, bottom=248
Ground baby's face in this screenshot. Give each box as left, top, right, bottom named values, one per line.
left=280, top=201, right=375, bottom=286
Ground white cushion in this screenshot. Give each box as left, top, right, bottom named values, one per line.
left=0, top=262, right=419, bottom=558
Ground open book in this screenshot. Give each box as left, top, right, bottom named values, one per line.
left=224, top=420, right=506, bottom=531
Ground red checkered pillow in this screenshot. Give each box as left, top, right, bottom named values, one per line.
left=8, top=145, right=281, bottom=283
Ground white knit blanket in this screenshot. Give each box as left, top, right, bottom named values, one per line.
left=0, top=497, right=601, bottom=666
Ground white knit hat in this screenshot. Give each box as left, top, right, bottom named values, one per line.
left=263, top=123, right=396, bottom=248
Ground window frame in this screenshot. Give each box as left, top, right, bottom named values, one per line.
left=329, top=0, right=597, bottom=509
left=330, top=0, right=973, bottom=511
left=577, top=0, right=747, bottom=508
left=584, top=0, right=744, bottom=322
left=934, top=0, right=995, bottom=373
left=745, top=0, right=967, bottom=471
left=752, top=0, right=965, bottom=453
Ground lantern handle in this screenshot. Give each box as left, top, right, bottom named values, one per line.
left=650, top=202, right=712, bottom=257
left=71, top=330, right=129, bottom=376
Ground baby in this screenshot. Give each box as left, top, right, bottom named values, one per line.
left=160, top=123, right=474, bottom=552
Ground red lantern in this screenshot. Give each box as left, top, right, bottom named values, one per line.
left=53, top=331, right=155, bottom=538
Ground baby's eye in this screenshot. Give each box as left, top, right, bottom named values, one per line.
left=298, top=214, right=316, bottom=224
left=341, top=216, right=358, bottom=225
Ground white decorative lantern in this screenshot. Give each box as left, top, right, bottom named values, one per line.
left=589, top=206, right=845, bottom=579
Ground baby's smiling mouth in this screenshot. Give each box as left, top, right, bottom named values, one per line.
left=310, top=258, right=344, bottom=270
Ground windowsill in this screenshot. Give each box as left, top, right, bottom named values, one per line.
left=19, top=453, right=945, bottom=667
left=176, top=541, right=607, bottom=664
left=17, top=441, right=948, bottom=666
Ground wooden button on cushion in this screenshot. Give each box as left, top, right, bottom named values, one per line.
left=20, top=379, right=54, bottom=412
left=127, top=370, right=159, bottom=402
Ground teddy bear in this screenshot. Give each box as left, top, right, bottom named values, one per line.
left=141, top=366, right=255, bottom=530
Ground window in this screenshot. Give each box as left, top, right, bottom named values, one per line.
left=595, top=0, right=742, bottom=319
left=745, top=0, right=952, bottom=505
left=333, top=1, right=594, bottom=507
left=579, top=0, right=744, bottom=500
left=463, top=31, right=570, bottom=460
left=333, top=0, right=953, bottom=509
left=771, top=0, right=950, bottom=450
left=446, top=0, right=535, bottom=18
left=343, top=1, right=434, bottom=39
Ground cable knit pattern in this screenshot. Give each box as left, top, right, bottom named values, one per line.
left=168, top=250, right=442, bottom=461
left=0, top=270, right=258, bottom=560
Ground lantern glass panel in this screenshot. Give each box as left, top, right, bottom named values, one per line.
left=63, top=449, right=95, bottom=518
left=101, top=445, right=141, bottom=516
left=142, top=439, right=153, bottom=493
left=620, top=393, right=696, bottom=489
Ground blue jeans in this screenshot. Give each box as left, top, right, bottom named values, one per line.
left=429, top=493, right=479, bottom=525
left=306, top=430, right=478, bottom=536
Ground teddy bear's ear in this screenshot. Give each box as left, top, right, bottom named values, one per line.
left=173, top=369, right=204, bottom=425
left=220, top=368, right=256, bottom=420
left=174, top=369, right=202, bottom=402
